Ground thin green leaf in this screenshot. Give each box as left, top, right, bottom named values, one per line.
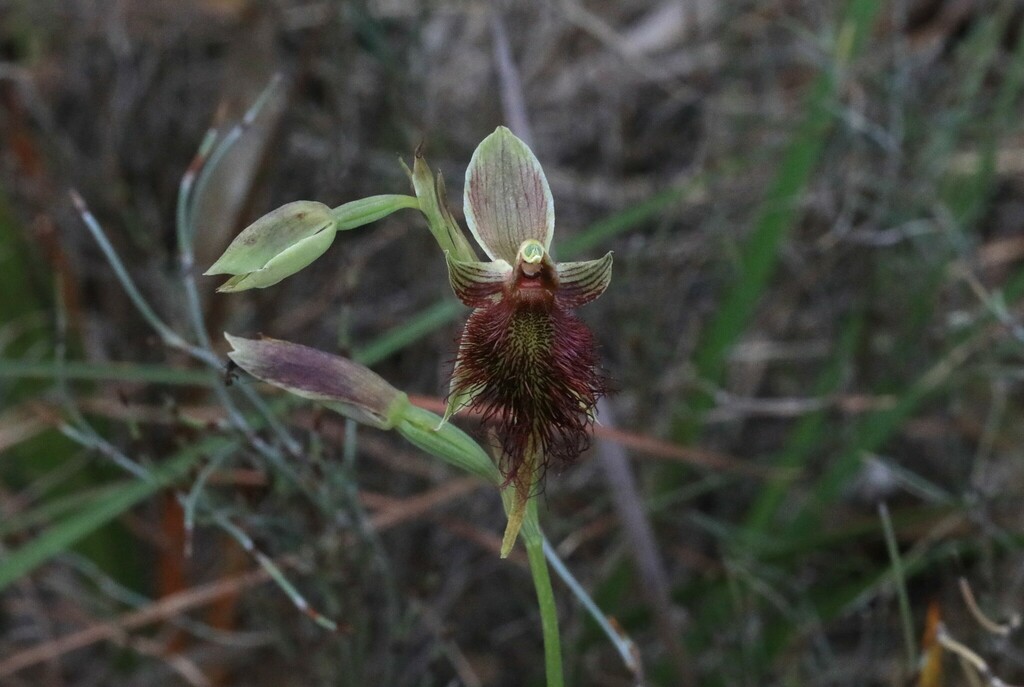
left=0, top=440, right=220, bottom=592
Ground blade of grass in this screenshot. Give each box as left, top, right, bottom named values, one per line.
left=741, top=311, right=863, bottom=540
left=920, top=8, right=1008, bottom=183
left=0, top=437, right=228, bottom=592
left=674, top=34, right=1024, bottom=675
left=0, top=483, right=125, bottom=538
left=784, top=23, right=1024, bottom=537
left=556, top=182, right=698, bottom=258
left=0, top=360, right=217, bottom=386
left=879, top=502, right=917, bottom=668
left=352, top=300, right=461, bottom=366
left=730, top=538, right=971, bottom=673
left=945, top=11, right=1024, bottom=228
left=884, top=8, right=1018, bottom=376
left=671, top=0, right=881, bottom=443
left=673, top=508, right=978, bottom=680
left=0, top=191, right=45, bottom=352
left=787, top=328, right=986, bottom=537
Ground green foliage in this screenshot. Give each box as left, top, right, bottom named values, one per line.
left=5, top=2, right=1024, bottom=685
left=0, top=442, right=214, bottom=592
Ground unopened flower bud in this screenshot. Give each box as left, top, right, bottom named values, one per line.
left=225, top=334, right=406, bottom=430
left=206, top=201, right=337, bottom=292
left=207, top=195, right=418, bottom=292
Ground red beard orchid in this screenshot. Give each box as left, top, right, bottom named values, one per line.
left=439, top=127, right=612, bottom=544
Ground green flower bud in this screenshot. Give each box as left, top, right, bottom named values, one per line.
left=224, top=334, right=502, bottom=486
left=206, top=201, right=337, bottom=292
left=207, top=195, right=419, bottom=292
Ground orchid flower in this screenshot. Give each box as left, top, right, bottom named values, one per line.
left=208, top=125, right=612, bottom=556
left=440, top=127, right=613, bottom=538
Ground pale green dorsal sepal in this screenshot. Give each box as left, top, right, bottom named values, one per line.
left=463, top=126, right=554, bottom=263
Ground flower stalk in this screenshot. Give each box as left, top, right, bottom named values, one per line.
left=523, top=499, right=564, bottom=687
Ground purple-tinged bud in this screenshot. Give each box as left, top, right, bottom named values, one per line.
left=225, top=334, right=406, bottom=430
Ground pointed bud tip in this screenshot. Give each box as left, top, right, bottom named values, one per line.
left=214, top=274, right=253, bottom=292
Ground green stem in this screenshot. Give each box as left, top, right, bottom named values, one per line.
left=523, top=500, right=564, bottom=687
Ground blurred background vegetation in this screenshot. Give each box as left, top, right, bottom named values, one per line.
left=2, top=0, right=1024, bottom=685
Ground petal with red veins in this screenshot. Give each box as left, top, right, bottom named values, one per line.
left=556, top=252, right=613, bottom=308
left=463, top=126, right=554, bottom=263
left=445, top=253, right=512, bottom=307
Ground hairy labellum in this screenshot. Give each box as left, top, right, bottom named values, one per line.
left=442, top=126, right=614, bottom=501
left=452, top=272, right=606, bottom=490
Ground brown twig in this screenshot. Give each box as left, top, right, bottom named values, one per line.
left=594, top=398, right=694, bottom=687
left=936, top=623, right=1024, bottom=687
left=0, top=476, right=486, bottom=678
left=0, top=567, right=274, bottom=679
left=69, top=393, right=784, bottom=479
left=959, top=577, right=1021, bottom=637
left=360, top=476, right=482, bottom=530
